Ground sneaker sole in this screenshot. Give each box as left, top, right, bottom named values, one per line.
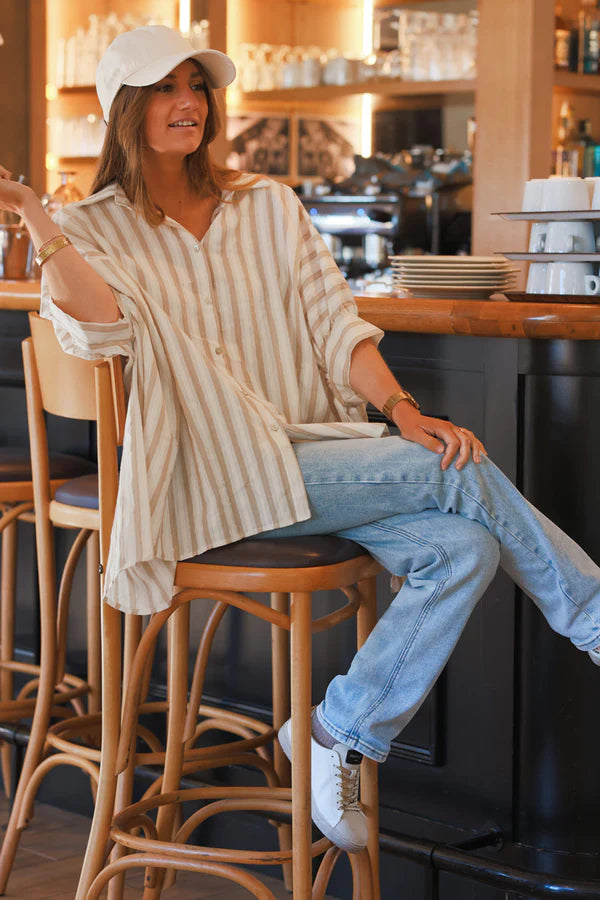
left=277, top=720, right=367, bottom=854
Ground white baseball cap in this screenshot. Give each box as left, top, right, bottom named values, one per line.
left=96, top=25, right=236, bottom=122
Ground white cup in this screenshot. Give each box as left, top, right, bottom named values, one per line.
left=584, top=177, right=600, bottom=205
left=301, top=57, right=321, bottom=87
left=322, top=56, right=358, bottom=86
left=528, top=222, right=547, bottom=253
left=521, top=178, right=547, bottom=212
left=541, top=177, right=590, bottom=212
left=545, top=220, right=596, bottom=253
left=590, top=180, right=600, bottom=210
left=546, top=261, right=600, bottom=295
left=281, top=61, right=302, bottom=89
left=527, top=262, right=549, bottom=294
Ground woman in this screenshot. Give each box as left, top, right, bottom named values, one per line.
left=1, top=24, right=600, bottom=856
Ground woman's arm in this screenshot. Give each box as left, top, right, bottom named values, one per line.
left=349, top=337, right=486, bottom=471
left=1, top=167, right=121, bottom=323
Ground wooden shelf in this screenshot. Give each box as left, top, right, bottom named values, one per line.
left=58, top=78, right=477, bottom=104
left=553, top=70, right=600, bottom=94
left=57, top=156, right=98, bottom=163
left=240, top=77, right=476, bottom=103
left=56, top=85, right=96, bottom=94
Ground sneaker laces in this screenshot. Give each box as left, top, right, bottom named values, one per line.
left=335, top=759, right=361, bottom=811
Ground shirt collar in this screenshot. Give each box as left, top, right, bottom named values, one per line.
left=81, top=175, right=270, bottom=213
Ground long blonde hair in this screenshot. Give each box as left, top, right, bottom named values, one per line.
left=90, top=61, right=257, bottom=225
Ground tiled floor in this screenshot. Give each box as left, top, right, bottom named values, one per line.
left=0, top=795, right=326, bottom=899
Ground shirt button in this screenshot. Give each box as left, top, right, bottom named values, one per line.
left=270, top=423, right=279, bottom=432
left=193, top=244, right=200, bottom=252
left=215, top=346, right=223, bottom=355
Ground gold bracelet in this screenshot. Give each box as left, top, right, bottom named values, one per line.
left=34, top=235, right=72, bottom=268
left=382, top=389, right=420, bottom=422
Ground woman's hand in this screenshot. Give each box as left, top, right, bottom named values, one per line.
left=0, top=165, right=34, bottom=216
left=391, top=400, right=487, bottom=471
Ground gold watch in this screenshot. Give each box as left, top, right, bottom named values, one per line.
left=382, top=389, right=420, bottom=422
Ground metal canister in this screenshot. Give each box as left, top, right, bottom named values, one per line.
left=0, top=225, right=36, bottom=279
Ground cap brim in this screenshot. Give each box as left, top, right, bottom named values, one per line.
left=123, top=48, right=236, bottom=90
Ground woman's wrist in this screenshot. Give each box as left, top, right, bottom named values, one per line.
left=391, top=400, right=421, bottom=430
left=15, top=185, right=38, bottom=219
left=19, top=189, right=62, bottom=251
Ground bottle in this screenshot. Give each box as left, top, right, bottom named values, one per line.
left=576, top=118, right=597, bottom=175
left=555, top=3, right=571, bottom=69
left=554, top=101, right=579, bottom=176
left=45, top=171, right=84, bottom=219
left=578, top=0, right=600, bottom=73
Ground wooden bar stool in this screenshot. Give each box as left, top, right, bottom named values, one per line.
left=72, top=347, right=383, bottom=897
left=14, top=315, right=294, bottom=900
left=0, top=448, right=98, bottom=797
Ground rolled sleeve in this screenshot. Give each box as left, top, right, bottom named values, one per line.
left=40, top=284, right=134, bottom=361
left=296, top=201, right=383, bottom=407
left=39, top=206, right=135, bottom=360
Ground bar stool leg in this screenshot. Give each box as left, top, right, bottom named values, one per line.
left=74, top=602, right=122, bottom=900
left=85, top=533, right=101, bottom=717
left=142, top=602, right=190, bottom=900
left=107, top=613, right=144, bottom=900
left=357, top=577, right=380, bottom=900
left=0, top=518, right=18, bottom=798
left=270, top=591, right=292, bottom=891
left=0, top=518, right=57, bottom=892
left=289, top=591, right=313, bottom=899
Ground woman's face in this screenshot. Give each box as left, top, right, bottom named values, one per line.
left=143, top=59, right=209, bottom=160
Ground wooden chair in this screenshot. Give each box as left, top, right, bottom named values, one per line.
left=72, top=327, right=383, bottom=898
left=0, top=317, right=109, bottom=891
left=9, top=314, right=295, bottom=900
left=0, top=446, right=98, bottom=798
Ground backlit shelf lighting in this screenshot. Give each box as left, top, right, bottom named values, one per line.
left=361, top=0, right=374, bottom=157
left=179, top=0, right=191, bottom=34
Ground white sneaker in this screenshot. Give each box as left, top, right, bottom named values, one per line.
left=278, top=717, right=368, bottom=853
left=589, top=647, right=600, bottom=666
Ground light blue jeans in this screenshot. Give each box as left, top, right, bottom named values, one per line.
left=257, top=436, right=600, bottom=762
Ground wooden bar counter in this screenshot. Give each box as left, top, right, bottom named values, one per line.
left=355, top=293, right=600, bottom=340
left=5, top=279, right=600, bottom=340
left=0, top=279, right=42, bottom=311
left=4, top=277, right=600, bottom=343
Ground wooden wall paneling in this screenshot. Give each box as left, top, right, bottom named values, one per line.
left=227, top=0, right=295, bottom=49
left=28, top=0, right=47, bottom=196
left=291, top=1, right=363, bottom=56
left=472, top=0, right=554, bottom=259
left=0, top=1, right=30, bottom=180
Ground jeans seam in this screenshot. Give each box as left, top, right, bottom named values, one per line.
left=306, top=475, right=600, bottom=633
left=343, top=521, right=452, bottom=746
left=318, top=710, right=388, bottom=762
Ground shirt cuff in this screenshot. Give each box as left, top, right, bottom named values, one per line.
left=40, top=291, right=134, bottom=361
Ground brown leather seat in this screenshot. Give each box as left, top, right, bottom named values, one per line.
left=185, top=534, right=364, bottom=568
left=0, top=447, right=96, bottom=483
left=53, top=473, right=99, bottom=510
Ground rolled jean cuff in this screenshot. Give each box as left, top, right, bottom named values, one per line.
left=316, top=704, right=387, bottom=763
left=574, top=632, right=600, bottom=652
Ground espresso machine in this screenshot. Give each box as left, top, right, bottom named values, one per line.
left=301, top=181, right=472, bottom=283
left=301, top=194, right=401, bottom=280
left=300, top=148, right=472, bottom=283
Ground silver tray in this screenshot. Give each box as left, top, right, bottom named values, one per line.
left=496, top=252, right=600, bottom=262
left=493, top=211, right=600, bottom=221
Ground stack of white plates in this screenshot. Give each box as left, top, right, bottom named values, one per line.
left=390, top=256, right=519, bottom=299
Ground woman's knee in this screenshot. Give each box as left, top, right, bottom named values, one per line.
left=450, top=517, right=500, bottom=583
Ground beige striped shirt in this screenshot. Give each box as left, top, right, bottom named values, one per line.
left=41, top=178, right=386, bottom=614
